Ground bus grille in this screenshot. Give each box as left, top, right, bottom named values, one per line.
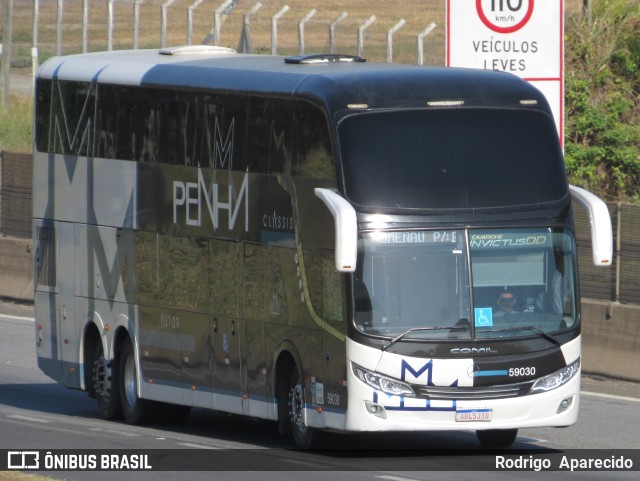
left=413, top=381, right=534, bottom=400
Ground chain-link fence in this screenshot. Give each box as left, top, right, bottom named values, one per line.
left=1, top=0, right=448, bottom=104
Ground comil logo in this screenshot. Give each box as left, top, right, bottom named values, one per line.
left=7, top=451, right=40, bottom=469
left=476, top=0, right=535, bottom=33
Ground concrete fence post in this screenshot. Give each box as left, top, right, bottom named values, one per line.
left=82, top=0, right=88, bottom=52
left=298, top=9, right=317, bottom=55
left=417, top=22, right=436, bottom=66
left=329, top=12, right=348, bottom=54
left=56, top=0, right=63, bottom=56
left=271, top=5, right=290, bottom=55
left=357, top=15, right=376, bottom=58
left=134, top=0, right=143, bottom=49
left=386, top=18, right=405, bottom=63
left=1, top=0, right=12, bottom=108
left=215, top=0, right=234, bottom=46
left=238, top=2, right=262, bottom=53
left=188, top=0, right=207, bottom=45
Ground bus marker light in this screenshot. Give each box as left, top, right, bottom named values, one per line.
left=148, top=378, right=153, bottom=384
left=192, top=386, right=197, bottom=391
left=317, top=406, right=323, bottom=413
left=427, top=100, right=464, bottom=106
left=104, top=324, right=110, bottom=331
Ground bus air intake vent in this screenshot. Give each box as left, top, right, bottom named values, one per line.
left=413, top=381, right=534, bottom=400
left=284, top=54, right=366, bottom=64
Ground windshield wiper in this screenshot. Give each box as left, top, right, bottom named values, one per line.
left=480, top=325, right=561, bottom=347
left=381, top=323, right=469, bottom=351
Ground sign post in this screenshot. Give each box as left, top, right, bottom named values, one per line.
left=446, top=0, right=564, bottom=144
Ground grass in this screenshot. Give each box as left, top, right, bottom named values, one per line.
left=0, top=95, right=33, bottom=152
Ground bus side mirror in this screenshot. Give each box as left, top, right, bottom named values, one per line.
left=569, top=185, right=613, bottom=266
left=314, top=188, right=357, bottom=272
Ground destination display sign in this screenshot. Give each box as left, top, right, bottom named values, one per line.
left=470, top=231, right=551, bottom=249
left=373, top=231, right=460, bottom=245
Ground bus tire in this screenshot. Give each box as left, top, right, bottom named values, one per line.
left=119, top=337, right=159, bottom=425
left=476, top=428, right=518, bottom=448
left=289, top=367, right=317, bottom=449
left=92, top=341, right=123, bottom=420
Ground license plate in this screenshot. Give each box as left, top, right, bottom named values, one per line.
left=455, top=408, right=492, bottom=422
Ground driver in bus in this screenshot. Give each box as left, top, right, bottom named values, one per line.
left=494, top=290, right=519, bottom=317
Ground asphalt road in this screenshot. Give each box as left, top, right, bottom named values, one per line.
left=0, top=301, right=638, bottom=480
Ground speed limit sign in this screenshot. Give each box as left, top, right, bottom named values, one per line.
left=446, top=0, right=564, bottom=142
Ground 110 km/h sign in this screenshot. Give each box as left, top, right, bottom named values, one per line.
left=446, top=0, right=564, bottom=142
left=476, top=0, right=535, bottom=34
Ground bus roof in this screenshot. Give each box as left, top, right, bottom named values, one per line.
left=38, top=47, right=550, bottom=114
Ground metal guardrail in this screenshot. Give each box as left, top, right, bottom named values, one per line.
left=575, top=202, right=640, bottom=305
left=0, top=151, right=32, bottom=238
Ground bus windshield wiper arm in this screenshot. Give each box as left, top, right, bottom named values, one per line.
left=481, top=325, right=561, bottom=347
left=381, top=324, right=468, bottom=351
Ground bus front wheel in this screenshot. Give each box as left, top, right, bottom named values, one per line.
left=476, top=428, right=518, bottom=448
left=289, top=368, right=317, bottom=449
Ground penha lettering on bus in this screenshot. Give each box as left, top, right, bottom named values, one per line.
left=173, top=168, right=249, bottom=232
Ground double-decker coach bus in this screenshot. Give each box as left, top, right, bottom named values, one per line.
left=33, top=46, right=612, bottom=448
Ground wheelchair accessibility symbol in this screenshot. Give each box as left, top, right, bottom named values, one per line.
left=474, top=308, right=493, bottom=327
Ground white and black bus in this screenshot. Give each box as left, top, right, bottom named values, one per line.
left=33, top=46, right=612, bottom=448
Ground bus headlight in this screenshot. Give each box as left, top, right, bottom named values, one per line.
left=352, top=363, right=415, bottom=397
left=531, top=359, right=580, bottom=393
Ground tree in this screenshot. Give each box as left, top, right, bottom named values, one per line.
left=564, top=0, right=640, bottom=201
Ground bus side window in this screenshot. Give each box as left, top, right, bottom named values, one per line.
left=246, top=97, right=293, bottom=175
left=292, top=104, right=335, bottom=181
left=46, top=79, right=95, bottom=156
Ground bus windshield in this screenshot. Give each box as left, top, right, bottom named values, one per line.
left=338, top=108, right=567, bottom=210
left=353, top=229, right=577, bottom=341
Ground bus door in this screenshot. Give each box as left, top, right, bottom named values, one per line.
left=209, top=239, right=242, bottom=414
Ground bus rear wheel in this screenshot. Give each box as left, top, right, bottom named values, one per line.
left=289, top=368, right=317, bottom=449
left=92, top=342, right=122, bottom=420
left=476, top=428, right=518, bottom=448
left=119, top=338, right=159, bottom=424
